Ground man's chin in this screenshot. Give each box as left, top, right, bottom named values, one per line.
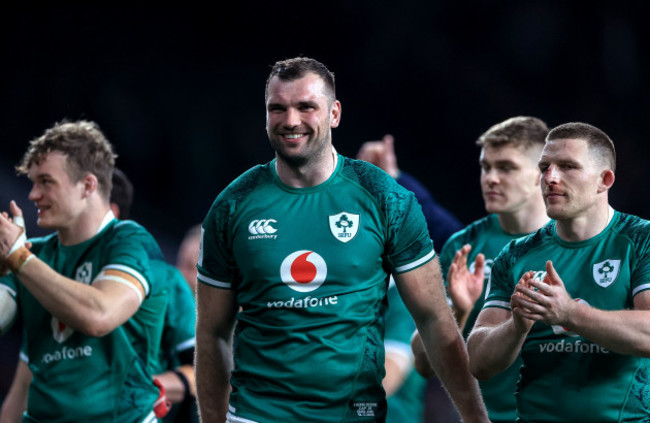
left=275, top=150, right=308, bottom=167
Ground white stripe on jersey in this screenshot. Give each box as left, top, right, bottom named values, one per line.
left=632, top=282, right=650, bottom=297
left=175, top=337, right=196, bottom=352
left=197, top=273, right=232, bottom=289
left=101, top=264, right=150, bottom=296
left=226, top=409, right=260, bottom=423
left=96, top=271, right=144, bottom=303
left=394, top=249, right=435, bottom=273
left=140, top=410, right=157, bottom=423
left=484, top=299, right=511, bottom=310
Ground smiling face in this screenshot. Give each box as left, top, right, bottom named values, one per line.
left=538, top=138, right=608, bottom=220
left=265, top=72, right=341, bottom=167
left=27, top=151, right=87, bottom=230
left=479, top=143, right=542, bottom=215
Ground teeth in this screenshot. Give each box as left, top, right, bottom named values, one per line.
left=284, top=134, right=303, bottom=139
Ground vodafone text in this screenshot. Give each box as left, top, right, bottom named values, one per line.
left=267, top=295, right=338, bottom=309
left=538, top=339, right=609, bottom=354
left=42, top=345, right=93, bottom=364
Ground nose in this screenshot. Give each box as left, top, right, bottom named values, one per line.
left=283, top=108, right=301, bottom=129
left=28, top=184, right=41, bottom=202
left=543, top=165, right=559, bottom=185
left=483, top=168, right=499, bottom=186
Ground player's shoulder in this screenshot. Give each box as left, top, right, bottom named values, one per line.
left=452, top=215, right=497, bottom=242
left=215, top=163, right=273, bottom=205
left=27, top=232, right=58, bottom=254
left=107, top=219, right=164, bottom=259
left=498, top=222, right=553, bottom=264
left=613, top=211, right=650, bottom=238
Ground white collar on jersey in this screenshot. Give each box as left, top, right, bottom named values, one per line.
left=607, top=206, right=615, bottom=225
left=96, top=210, right=116, bottom=235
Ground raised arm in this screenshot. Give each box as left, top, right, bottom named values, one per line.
left=0, top=205, right=144, bottom=337
left=514, top=260, right=650, bottom=356
left=447, top=244, right=485, bottom=331
left=195, top=284, right=237, bottom=423
left=394, top=257, right=488, bottom=422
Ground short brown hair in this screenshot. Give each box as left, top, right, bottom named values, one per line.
left=546, top=122, right=616, bottom=172
left=265, top=57, right=336, bottom=104
left=16, top=120, right=117, bottom=199
left=476, top=116, right=549, bottom=150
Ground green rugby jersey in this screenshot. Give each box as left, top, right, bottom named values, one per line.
left=198, top=155, right=434, bottom=423
left=154, top=262, right=196, bottom=374
left=440, top=214, right=530, bottom=423
left=384, top=281, right=426, bottom=423
left=0, top=215, right=166, bottom=423
left=486, top=211, right=650, bottom=422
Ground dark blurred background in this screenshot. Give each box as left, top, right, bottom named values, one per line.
left=1, top=0, right=649, bottom=400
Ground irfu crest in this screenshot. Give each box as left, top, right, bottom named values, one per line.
left=329, top=212, right=359, bottom=243
left=592, top=259, right=621, bottom=288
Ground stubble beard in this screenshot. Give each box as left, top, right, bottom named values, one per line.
left=271, top=132, right=331, bottom=170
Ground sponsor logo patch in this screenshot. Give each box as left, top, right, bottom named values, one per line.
left=329, top=212, right=359, bottom=243
left=248, top=219, right=278, bottom=240
left=280, top=250, right=327, bottom=292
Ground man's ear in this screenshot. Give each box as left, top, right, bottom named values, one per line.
left=82, top=173, right=99, bottom=198
left=598, top=169, right=615, bottom=193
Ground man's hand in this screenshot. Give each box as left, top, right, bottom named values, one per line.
left=512, top=261, right=577, bottom=328
left=356, top=134, right=399, bottom=178
left=447, top=244, right=484, bottom=329
left=0, top=202, right=28, bottom=275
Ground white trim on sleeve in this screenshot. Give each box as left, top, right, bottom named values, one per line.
left=197, top=273, right=232, bottom=289
left=394, top=249, right=435, bottom=274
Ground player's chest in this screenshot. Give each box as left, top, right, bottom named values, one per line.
left=515, top=242, right=634, bottom=310
left=230, top=191, right=386, bottom=284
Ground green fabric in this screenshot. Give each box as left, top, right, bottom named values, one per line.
left=487, top=211, right=650, bottom=422
left=198, top=155, right=434, bottom=422
left=384, top=282, right=426, bottom=423
left=2, top=218, right=165, bottom=422
left=440, top=214, right=526, bottom=422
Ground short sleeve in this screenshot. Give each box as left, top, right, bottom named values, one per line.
left=384, top=189, right=435, bottom=274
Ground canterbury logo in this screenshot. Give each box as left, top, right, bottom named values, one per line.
left=248, top=219, right=278, bottom=235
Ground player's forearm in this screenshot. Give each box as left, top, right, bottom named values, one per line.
left=0, top=361, right=30, bottom=423
left=419, top=319, right=489, bottom=422
left=16, top=257, right=134, bottom=336
left=564, top=305, right=650, bottom=356
left=451, top=304, right=471, bottom=331
left=467, top=318, right=525, bottom=380
left=195, top=330, right=231, bottom=422
left=411, top=331, right=436, bottom=378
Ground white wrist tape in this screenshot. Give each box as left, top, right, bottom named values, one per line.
left=7, top=230, right=26, bottom=258
left=13, top=216, right=25, bottom=230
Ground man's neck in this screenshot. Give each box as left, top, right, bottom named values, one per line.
left=58, top=203, right=113, bottom=246
left=275, top=147, right=338, bottom=188
left=498, top=197, right=550, bottom=235
left=555, top=203, right=614, bottom=242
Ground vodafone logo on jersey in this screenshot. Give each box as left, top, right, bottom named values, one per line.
left=280, top=250, right=327, bottom=292
left=51, top=317, right=74, bottom=343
